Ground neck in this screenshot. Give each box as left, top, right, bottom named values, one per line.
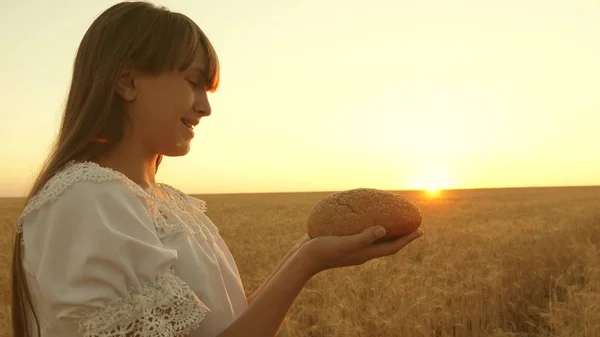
left=95, top=137, right=160, bottom=190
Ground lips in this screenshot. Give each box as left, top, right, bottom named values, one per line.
left=181, top=119, right=194, bottom=131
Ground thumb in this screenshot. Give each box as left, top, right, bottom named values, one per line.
left=348, top=226, right=387, bottom=249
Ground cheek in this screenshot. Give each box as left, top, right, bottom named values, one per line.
left=133, top=81, right=194, bottom=133
left=180, top=87, right=196, bottom=109
left=162, top=84, right=195, bottom=115
left=145, top=90, right=191, bottom=120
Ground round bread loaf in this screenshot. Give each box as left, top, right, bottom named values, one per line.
left=307, top=188, right=422, bottom=239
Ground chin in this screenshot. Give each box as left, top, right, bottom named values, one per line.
left=161, top=142, right=191, bottom=157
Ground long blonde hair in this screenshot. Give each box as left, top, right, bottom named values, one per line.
left=11, top=2, right=220, bottom=336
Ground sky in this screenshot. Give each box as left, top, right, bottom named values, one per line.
left=1, top=0, right=599, bottom=197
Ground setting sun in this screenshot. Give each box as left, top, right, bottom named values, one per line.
left=425, top=188, right=441, bottom=196
left=406, top=165, right=454, bottom=195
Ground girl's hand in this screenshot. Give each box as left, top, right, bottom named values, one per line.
left=298, top=226, right=423, bottom=275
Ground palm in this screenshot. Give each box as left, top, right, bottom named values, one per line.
left=301, top=228, right=423, bottom=274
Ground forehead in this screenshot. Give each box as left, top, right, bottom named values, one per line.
left=187, top=47, right=208, bottom=72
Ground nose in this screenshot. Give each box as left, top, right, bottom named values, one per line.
left=193, top=91, right=212, bottom=117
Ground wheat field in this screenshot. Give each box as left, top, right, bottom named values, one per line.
left=1, top=186, right=599, bottom=337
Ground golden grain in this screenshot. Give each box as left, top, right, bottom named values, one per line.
left=0, top=187, right=599, bottom=337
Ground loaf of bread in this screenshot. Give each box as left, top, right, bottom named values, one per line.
left=307, top=188, right=422, bottom=239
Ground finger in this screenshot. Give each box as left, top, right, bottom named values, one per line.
left=381, top=229, right=423, bottom=253
left=363, top=229, right=423, bottom=259
left=346, top=226, right=388, bottom=250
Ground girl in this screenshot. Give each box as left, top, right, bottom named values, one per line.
left=10, top=2, right=424, bottom=337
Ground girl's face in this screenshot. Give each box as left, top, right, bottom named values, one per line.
left=120, top=50, right=212, bottom=157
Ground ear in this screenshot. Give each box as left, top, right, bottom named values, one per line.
left=116, top=68, right=137, bottom=101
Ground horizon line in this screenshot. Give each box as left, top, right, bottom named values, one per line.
left=1, top=183, right=598, bottom=199
left=189, top=184, right=600, bottom=196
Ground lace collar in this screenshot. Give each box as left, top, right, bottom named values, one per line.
left=15, top=161, right=218, bottom=243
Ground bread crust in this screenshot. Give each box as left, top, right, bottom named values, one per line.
left=307, top=188, right=422, bottom=238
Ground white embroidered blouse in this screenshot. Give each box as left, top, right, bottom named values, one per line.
left=14, top=161, right=249, bottom=337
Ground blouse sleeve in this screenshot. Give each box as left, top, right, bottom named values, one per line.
left=21, top=180, right=209, bottom=337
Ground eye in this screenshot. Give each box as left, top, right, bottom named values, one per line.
left=186, top=78, right=199, bottom=88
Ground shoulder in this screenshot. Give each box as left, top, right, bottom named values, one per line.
left=158, top=183, right=207, bottom=213
left=154, top=183, right=220, bottom=241
left=15, top=161, right=149, bottom=233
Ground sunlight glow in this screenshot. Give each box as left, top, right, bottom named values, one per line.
left=425, top=188, right=441, bottom=197
left=406, top=165, right=454, bottom=195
